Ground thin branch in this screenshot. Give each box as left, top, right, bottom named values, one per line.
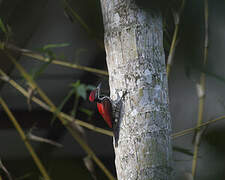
left=0, top=98, right=51, bottom=180
left=27, top=132, right=63, bottom=148
left=0, top=42, right=108, bottom=76
left=166, top=14, right=179, bottom=76
left=63, top=0, right=91, bottom=35
left=166, top=0, right=186, bottom=77
left=0, top=68, right=113, bottom=137
left=62, top=0, right=104, bottom=49
left=2, top=65, right=225, bottom=141
left=172, top=115, right=225, bottom=138
left=192, top=0, right=208, bottom=177
left=5, top=52, right=115, bottom=180
left=2, top=65, right=225, bottom=140
left=0, top=158, right=12, bottom=180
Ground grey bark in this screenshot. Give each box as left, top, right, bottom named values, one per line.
left=100, top=0, right=172, bottom=180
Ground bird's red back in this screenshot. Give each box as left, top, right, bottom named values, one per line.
left=97, top=99, right=113, bottom=128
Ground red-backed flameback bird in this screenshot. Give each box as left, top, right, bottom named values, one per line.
left=89, top=83, right=114, bottom=128
left=89, top=83, right=127, bottom=144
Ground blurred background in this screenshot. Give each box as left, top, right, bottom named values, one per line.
left=0, top=0, right=225, bottom=179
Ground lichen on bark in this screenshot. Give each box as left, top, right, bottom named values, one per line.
left=100, top=0, right=172, bottom=179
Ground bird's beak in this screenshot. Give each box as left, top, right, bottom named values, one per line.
left=97, top=82, right=102, bottom=89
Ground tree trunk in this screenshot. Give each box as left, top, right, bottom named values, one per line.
left=100, top=0, right=172, bottom=179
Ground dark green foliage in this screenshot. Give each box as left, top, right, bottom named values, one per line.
left=0, top=17, right=7, bottom=34
left=62, top=0, right=104, bottom=39
left=38, top=43, right=70, bottom=60
left=29, top=43, right=70, bottom=80
left=51, top=81, right=95, bottom=124
left=0, top=17, right=13, bottom=41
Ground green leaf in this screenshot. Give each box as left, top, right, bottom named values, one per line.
left=86, top=85, right=96, bottom=90
left=58, top=53, right=66, bottom=60
left=46, top=49, right=57, bottom=60
left=70, top=80, right=80, bottom=89
left=51, top=88, right=75, bottom=124
left=43, top=43, right=70, bottom=50
left=70, top=82, right=95, bottom=100
left=31, top=58, right=53, bottom=80
left=77, top=84, right=87, bottom=100
left=0, top=18, right=7, bottom=34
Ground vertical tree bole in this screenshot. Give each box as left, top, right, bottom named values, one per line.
left=100, top=1, right=172, bottom=179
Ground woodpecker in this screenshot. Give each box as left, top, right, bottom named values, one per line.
left=89, top=83, right=127, bottom=147
left=89, top=83, right=113, bottom=128
left=89, top=83, right=126, bottom=129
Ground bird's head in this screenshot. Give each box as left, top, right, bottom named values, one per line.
left=89, top=83, right=101, bottom=102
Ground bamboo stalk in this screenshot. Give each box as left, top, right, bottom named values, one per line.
left=2, top=66, right=225, bottom=141
left=172, top=115, right=225, bottom=139
left=23, top=50, right=108, bottom=76
left=0, top=68, right=113, bottom=137
left=5, top=52, right=115, bottom=180
left=166, top=0, right=186, bottom=77
left=0, top=158, right=12, bottom=180
left=2, top=65, right=225, bottom=141
left=0, top=42, right=108, bottom=76
left=166, top=17, right=179, bottom=76
left=0, top=98, right=51, bottom=180
left=192, top=0, right=208, bottom=177
left=62, top=0, right=104, bottom=49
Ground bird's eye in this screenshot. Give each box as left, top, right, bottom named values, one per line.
left=89, top=90, right=96, bottom=102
